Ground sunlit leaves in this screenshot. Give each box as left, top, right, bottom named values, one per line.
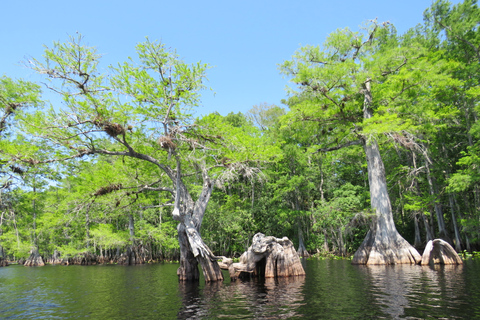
left=90, top=224, right=128, bottom=250
left=280, top=20, right=459, bottom=151
left=196, top=112, right=282, bottom=166
left=0, top=76, right=41, bottom=137
left=110, top=38, right=209, bottom=127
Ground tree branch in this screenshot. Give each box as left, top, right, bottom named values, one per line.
left=435, top=17, right=480, bottom=63
left=381, top=58, right=408, bottom=76
left=315, top=139, right=363, bottom=153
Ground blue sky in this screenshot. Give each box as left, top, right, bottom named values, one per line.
left=1, top=0, right=460, bottom=118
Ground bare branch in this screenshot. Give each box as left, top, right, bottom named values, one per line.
left=381, top=58, right=408, bottom=76
left=435, top=17, right=480, bottom=62
left=141, top=203, right=174, bottom=210
left=315, top=139, right=363, bottom=153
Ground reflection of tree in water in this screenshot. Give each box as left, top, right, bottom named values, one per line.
left=357, top=264, right=468, bottom=319
left=177, top=276, right=305, bottom=319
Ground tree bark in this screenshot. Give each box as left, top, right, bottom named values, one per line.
left=457, top=196, right=472, bottom=252
left=296, top=224, right=309, bottom=257
left=413, top=213, right=422, bottom=248
left=448, top=193, right=462, bottom=252
left=173, top=160, right=223, bottom=282
left=0, top=245, right=7, bottom=267
left=24, top=248, right=45, bottom=267
left=128, top=213, right=135, bottom=241
left=352, top=138, right=421, bottom=264
left=411, top=151, right=434, bottom=242
left=47, top=249, right=63, bottom=265
left=228, top=233, right=305, bottom=280
left=425, top=161, right=450, bottom=241
left=440, top=142, right=463, bottom=251
left=32, top=186, right=37, bottom=247
left=352, top=79, right=421, bottom=265
left=421, top=239, right=463, bottom=265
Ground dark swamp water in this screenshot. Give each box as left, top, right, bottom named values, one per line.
left=1, top=259, right=479, bottom=319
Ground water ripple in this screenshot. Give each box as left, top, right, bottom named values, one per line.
left=1, top=260, right=479, bottom=319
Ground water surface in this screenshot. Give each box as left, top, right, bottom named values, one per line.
left=0, top=259, right=478, bottom=319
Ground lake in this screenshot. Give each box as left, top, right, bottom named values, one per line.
left=0, top=259, right=478, bottom=319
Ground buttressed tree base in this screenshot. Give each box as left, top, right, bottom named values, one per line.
left=220, top=233, right=305, bottom=281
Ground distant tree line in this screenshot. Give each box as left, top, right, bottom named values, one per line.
left=0, top=0, right=479, bottom=265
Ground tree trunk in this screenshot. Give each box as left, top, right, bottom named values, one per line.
left=0, top=245, right=7, bottom=267
left=337, top=228, right=346, bottom=257
left=48, top=249, right=63, bottom=265
left=296, top=224, right=309, bottom=257
left=128, top=213, right=135, bottom=241
left=228, top=233, right=305, bottom=280
left=421, top=239, right=463, bottom=265
left=173, top=161, right=223, bottom=282
left=413, top=213, right=422, bottom=249
left=322, top=231, right=329, bottom=253
left=441, top=142, right=462, bottom=252
left=294, top=190, right=309, bottom=258
left=411, top=151, right=433, bottom=242
left=457, top=196, right=472, bottom=252
left=352, top=79, right=421, bottom=265
left=13, top=213, right=20, bottom=251
left=318, top=156, right=325, bottom=202
left=352, top=138, right=421, bottom=264
left=24, top=248, right=45, bottom=267
left=448, top=194, right=462, bottom=252
left=32, top=186, right=37, bottom=247
left=425, top=161, right=450, bottom=241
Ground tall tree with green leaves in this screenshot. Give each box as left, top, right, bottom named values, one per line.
left=280, top=21, right=457, bottom=264
left=15, top=35, right=277, bottom=281
left=425, top=0, right=480, bottom=247
left=0, top=76, right=42, bottom=265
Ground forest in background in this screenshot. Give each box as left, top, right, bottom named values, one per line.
left=1, top=0, right=479, bottom=264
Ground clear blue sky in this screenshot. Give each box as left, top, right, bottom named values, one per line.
left=1, top=0, right=459, bottom=117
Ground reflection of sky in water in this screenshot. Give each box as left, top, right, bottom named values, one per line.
left=1, top=260, right=479, bottom=319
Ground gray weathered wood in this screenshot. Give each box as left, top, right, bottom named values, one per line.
left=421, top=239, right=463, bottom=265
left=352, top=80, right=422, bottom=265
left=174, top=161, right=223, bottom=282
left=24, top=248, right=45, bottom=267
left=225, top=233, right=305, bottom=280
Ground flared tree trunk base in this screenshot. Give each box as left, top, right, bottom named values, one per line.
left=47, top=249, right=63, bottom=265
left=352, top=229, right=422, bottom=265
left=421, top=239, right=463, bottom=265
left=24, top=248, right=45, bottom=267
left=177, top=255, right=200, bottom=281
left=198, top=256, right=224, bottom=282
left=177, top=223, right=223, bottom=282
left=297, top=240, right=310, bottom=258
left=227, top=233, right=306, bottom=280
left=117, top=245, right=147, bottom=265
